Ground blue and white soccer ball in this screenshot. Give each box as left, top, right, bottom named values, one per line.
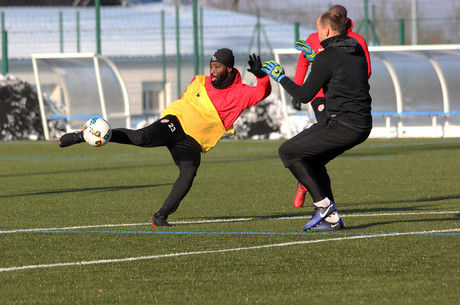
left=82, top=118, right=112, bottom=147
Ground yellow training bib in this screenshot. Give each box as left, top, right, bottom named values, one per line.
left=162, top=75, right=233, bottom=152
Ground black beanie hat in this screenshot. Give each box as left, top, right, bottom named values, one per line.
left=210, top=48, right=234, bottom=68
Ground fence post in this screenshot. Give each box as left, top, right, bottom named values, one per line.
left=59, top=11, right=63, bottom=53
left=1, top=12, right=8, bottom=75
left=364, top=0, right=369, bottom=42
left=411, top=0, right=418, bottom=45
left=200, top=6, right=204, bottom=75
left=175, top=5, right=181, bottom=98
left=161, top=10, right=167, bottom=109
left=76, top=11, right=80, bottom=52
left=294, top=22, right=299, bottom=41
left=95, top=0, right=101, bottom=54
left=193, top=0, right=199, bottom=76
left=257, top=9, right=261, bottom=54
left=399, top=19, right=405, bottom=45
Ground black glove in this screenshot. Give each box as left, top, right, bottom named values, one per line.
left=292, top=98, right=302, bottom=110
left=247, top=54, right=266, bottom=78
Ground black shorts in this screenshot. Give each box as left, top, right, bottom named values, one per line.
left=143, top=115, right=202, bottom=167
left=278, top=118, right=371, bottom=168
left=139, top=115, right=187, bottom=147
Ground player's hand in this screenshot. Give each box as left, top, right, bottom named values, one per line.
left=261, top=60, right=286, bottom=83
left=247, top=54, right=266, bottom=78
left=292, top=98, right=302, bottom=110
left=295, top=39, right=316, bottom=62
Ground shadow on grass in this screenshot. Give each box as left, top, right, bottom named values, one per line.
left=0, top=183, right=172, bottom=199
left=177, top=194, right=460, bottom=227
left=344, top=139, right=460, bottom=158
left=346, top=216, right=460, bottom=230
left=362, top=194, right=460, bottom=205
left=181, top=212, right=309, bottom=223
left=174, top=212, right=459, bottom=231
left=0, top=162, right=174, bottom=178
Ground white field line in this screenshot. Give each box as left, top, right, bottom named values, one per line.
left=1, top=228, right=459, bottom=273
left=1, top=210, right=458, bottom=234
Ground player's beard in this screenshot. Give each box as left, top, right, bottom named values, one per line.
left=211, top=69, right=229, bottom=87
left=211, top=69, right=236, bottom=89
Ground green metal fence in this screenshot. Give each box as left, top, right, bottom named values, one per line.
left=1, top=0, right=459, bottom=104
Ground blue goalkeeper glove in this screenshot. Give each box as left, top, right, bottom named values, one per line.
left=261, top=60, right=286, bottom=83
left=295, top=39, right=316, bottom=62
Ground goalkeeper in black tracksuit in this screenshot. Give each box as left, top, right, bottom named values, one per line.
left=262, top=10, right=372, bottom=231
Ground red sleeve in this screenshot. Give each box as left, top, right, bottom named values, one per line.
left=350, top=32, right=372, bottom=78
left=362, top=40, right=372, bottom=78
left=240, top=74, right=271, bottom=108
left=294, top=33, right=321, bottom=86
left=294, top=33, right=325, bottom=101
left=294, top=54, right=310, bottom=86
left=215, top=73, right=271, bottom=130
left=257, top=75, right=272, bottom=100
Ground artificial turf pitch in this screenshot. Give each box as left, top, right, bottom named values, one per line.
left=0, top=138, right=459, bottom=304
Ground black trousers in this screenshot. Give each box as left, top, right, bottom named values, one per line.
left=311, top=97, right=327, bottom=126
left=278, top=118, right=371, bottom=203
left=110, top=115, right=202, bottom=218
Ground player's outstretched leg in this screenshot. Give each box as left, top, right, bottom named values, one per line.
left=58, top=131, right=85, bottom=148
left=293, top=182, right=308, bottom=208
left=310, top=211, right=344, bottom=230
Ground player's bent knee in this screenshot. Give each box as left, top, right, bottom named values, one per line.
left=278, top=141, right=300, bottom=168
left=278, top=141, right=291, bottom=161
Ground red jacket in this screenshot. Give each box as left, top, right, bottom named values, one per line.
left=294, top=18, right=371, bottom=102
left=203, top=68, right=271, bottom=130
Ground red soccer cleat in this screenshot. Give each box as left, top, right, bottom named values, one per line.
left=152, top=213, right=171, bottom=227
left=293, top=182, right=308, bottom=208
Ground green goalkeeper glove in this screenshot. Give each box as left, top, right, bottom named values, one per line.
left=261, top=60, right=286, bottom=83
left=295, top=39, right=316, bottom=62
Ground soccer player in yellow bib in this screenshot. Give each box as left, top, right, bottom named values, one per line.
left=59, top=49, right=271, bottom=227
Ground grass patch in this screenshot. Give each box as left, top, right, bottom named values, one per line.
left=0, top=138, right=459, bottom=304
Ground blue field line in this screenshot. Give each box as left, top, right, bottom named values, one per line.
left=11, top=229, right=460, bottom=236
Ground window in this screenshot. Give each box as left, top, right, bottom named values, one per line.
left=142, top=81, right=169, bottom=115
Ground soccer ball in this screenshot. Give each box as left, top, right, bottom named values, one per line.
left=82, top=118, right=112, bottom=147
